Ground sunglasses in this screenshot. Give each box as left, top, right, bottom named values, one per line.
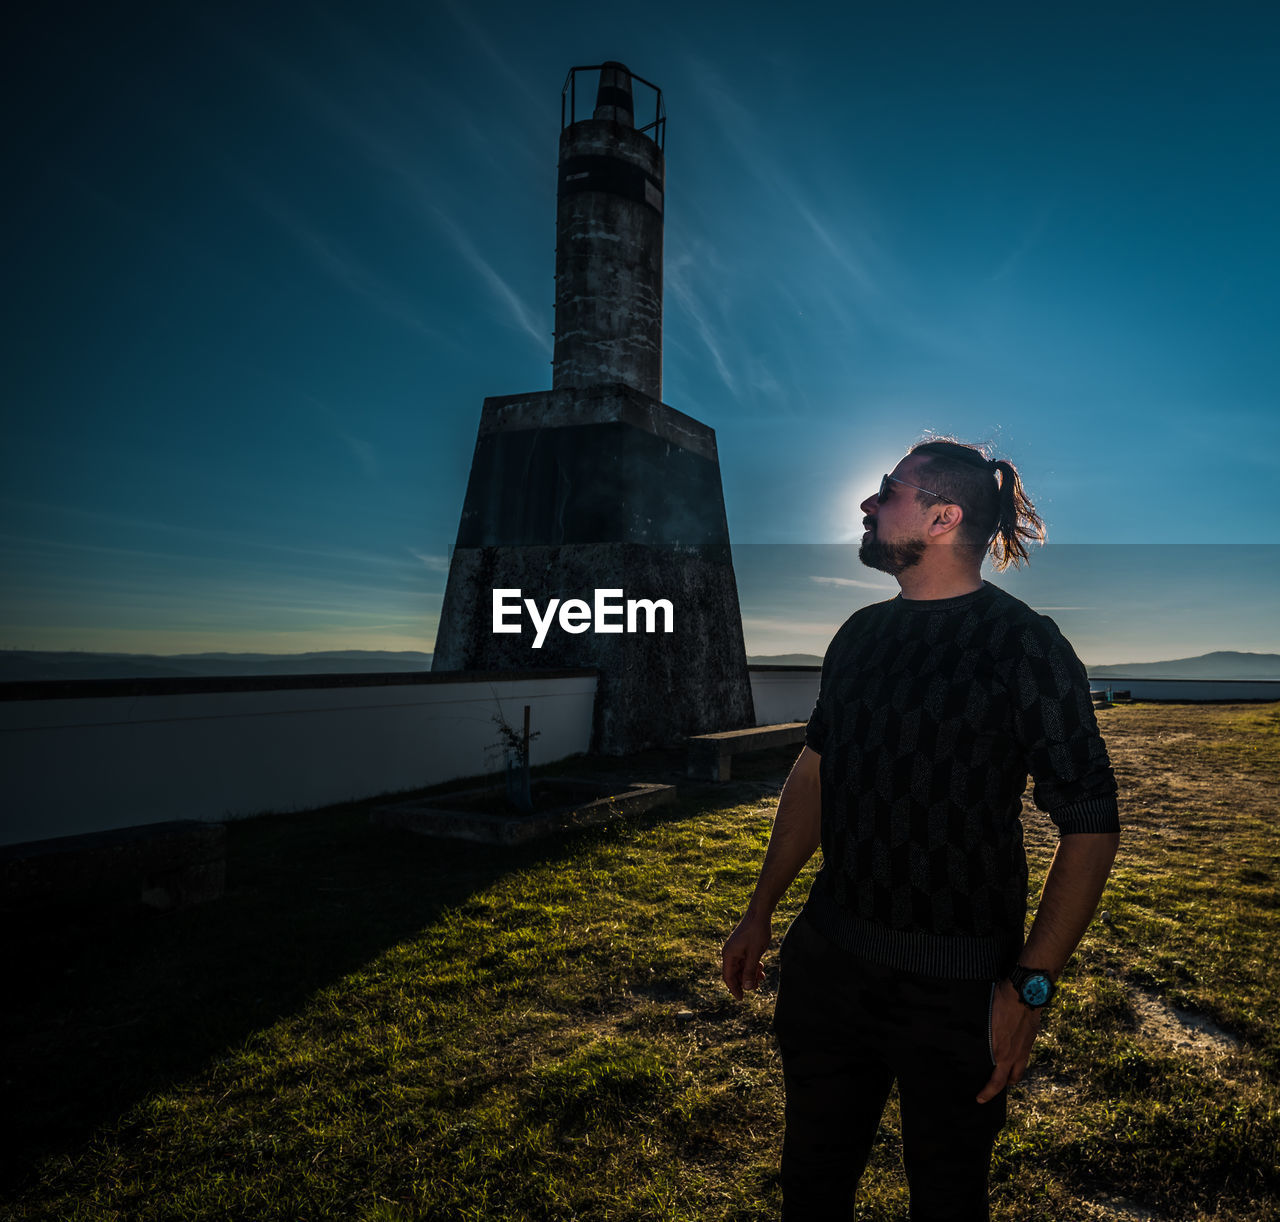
left=878, top=473, right=951, bottom=503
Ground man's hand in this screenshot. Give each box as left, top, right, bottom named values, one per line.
left=718, top=747, right=821, bottom=1001
left=721, top=912, right=771, bottom=1000
left=977, top=980, right=1043, bottom=1103
left=974, top=831, right=1119, bottom=1103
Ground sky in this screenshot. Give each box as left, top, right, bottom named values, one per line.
left=3, top=0, right=1278, bottom=665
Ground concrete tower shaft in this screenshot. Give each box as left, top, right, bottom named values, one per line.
left=552, top=64, right=664, bottom=401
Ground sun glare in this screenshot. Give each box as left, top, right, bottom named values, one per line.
left=833, top=463, right=893, bottom=542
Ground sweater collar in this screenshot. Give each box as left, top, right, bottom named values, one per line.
left=893, top=580, right=996, bottom=613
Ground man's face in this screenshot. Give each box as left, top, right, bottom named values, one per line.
left=858, top=456, right=932, bottom=576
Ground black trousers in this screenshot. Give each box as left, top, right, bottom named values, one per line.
left=773, top=912, right=1007, bottom=1222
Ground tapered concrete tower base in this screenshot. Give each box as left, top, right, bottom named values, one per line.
left=433, top=384, right=754, bottom=755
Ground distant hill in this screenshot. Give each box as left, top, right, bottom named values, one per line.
left=4, top=648, right=1275, bottom=684
left=1087, top=651, right=1280, bottom=680
left=749, top=651, right=1280, bottom=677
left=0, top=650, right=434, bottom=683
left=747, top=653, right=824, bottom=667
left=744, top=651, right=1280, bottom=679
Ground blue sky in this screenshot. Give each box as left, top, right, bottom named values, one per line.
left=4, top=0, right=1278, bottom=664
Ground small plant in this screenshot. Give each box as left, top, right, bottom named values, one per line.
left=492, top=705, right=541, bottom=812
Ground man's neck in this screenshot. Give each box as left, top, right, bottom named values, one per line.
left=895, top=567, right=985, bottom=601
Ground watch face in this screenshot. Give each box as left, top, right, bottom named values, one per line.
left=1023, top=975, right=1052, bottom=1007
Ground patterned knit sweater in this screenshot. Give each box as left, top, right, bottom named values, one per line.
left=803, top=581, right=1119, bottom=979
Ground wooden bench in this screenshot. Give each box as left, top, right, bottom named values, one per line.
left=687, top=722, right=808, bottom=782
left=1, top=820, right=227, bottom=914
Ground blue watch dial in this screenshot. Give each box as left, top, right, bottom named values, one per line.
left=1022, top=975, right=1052, bottom=1006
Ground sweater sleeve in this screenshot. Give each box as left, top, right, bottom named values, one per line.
left=807, top=612, right=857, bottom=757
left=806, top=660, right=830, bottom=756
left=1009, top=615, right=1120, bottom=835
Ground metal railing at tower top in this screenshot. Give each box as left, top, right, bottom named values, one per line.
left=561, top=64, right=666, bottom=150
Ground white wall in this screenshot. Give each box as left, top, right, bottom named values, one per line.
left=749, top=667, right=820, bottom=726
left=749, top=670, right=1280, bottom=720
left=1, top=672, right=596, bottom=847
left=8, top=665, right=1271, bottom=849
left=1089, top=678, right=1280, bottom=702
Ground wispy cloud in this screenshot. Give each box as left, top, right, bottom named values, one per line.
left=409, top=549, right=451, bottom=573
left=685, top=55, right=883, bottom=298
left=430, top=207, right=552, bottom=354
left=206, top=10, right=549, bottom=356
left=810, top=574, right=895, bottom=590
left=679, top=53, right=989, bottom=375
left=292, top=390, right=379, bottom=479
left=336, top=431, right=379, bottom=479
left=792, top=199, right=878, bottom=298
left=987, top=198, right=1058, bottom=283
left=0, top=500, right=421, bottom=573
left=244, top=183, right=445, bottom=343
left=666, top=250, right=737, bottom=395
left=0, top=548, right=435, bottom=640
left=740, top=613, right=844, bottom=634
left=436, top=0, right=545, bottom=124
left=739, top=614, right=843, bottom=653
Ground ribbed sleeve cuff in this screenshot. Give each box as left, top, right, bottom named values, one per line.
left=1051, top=794, right=1121, bottom=834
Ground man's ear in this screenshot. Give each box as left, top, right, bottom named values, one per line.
left=928, top=504, right=964, bottom=539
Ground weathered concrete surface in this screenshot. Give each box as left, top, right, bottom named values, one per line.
left=687, top=721, right=809, bottom=781
left=554, top=116, right=664, bottom=400
left=1, top=820, right=226, bottom=913
left=455, top=387, right=729, bottom=549
left=433, top=541, right=754, bottom=755
left=481, top=384, right=717, bottom=461
left=371, top=779, right=676, bottom=845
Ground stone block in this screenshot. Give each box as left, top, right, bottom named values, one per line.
left=371, top=778, right=675, bottom=845
left=686, top=722, right=808, bottom=781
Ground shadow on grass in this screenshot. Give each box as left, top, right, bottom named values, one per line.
left=1, top=740, right=772, bottom=1196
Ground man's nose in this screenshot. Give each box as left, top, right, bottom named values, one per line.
left=860, top=493, right=879, bottom=516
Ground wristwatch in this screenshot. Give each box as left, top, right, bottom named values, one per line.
left=1009, top=965, right=1056, bottom=1010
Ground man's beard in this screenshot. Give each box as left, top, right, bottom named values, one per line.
left=859, top=534, right=927, bottom=576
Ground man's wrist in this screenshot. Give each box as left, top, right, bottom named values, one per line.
left=1008, top=965, right=1057, bottom=1010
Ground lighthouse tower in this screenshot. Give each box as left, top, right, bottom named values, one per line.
left=432, top=64, right=754, bottom=754
left=552, top=61, right=664, bottom=401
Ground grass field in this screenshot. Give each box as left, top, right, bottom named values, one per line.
left=3, top=703, right=1278, bottom=1221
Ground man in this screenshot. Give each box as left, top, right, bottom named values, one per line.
left=721, top=438, right=1119, bottom=1221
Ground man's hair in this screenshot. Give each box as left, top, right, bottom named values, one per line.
left=908, top=437, right=1046, bottom=571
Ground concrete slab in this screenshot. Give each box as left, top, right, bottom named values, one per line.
left=370, top=777, right=676, bottom=845
left=687, top=721, right=807, bottom=781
